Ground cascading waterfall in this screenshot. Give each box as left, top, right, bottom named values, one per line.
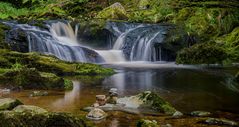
left=4, top=21, right=104, bottom=63
left=106, top=22, right=168, bottom=62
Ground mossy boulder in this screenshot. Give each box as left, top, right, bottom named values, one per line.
left=0, top=98, right=23, bottom=110
left=97, top=2, right=128, bottom=20
left=137, top=119, right=159, bottom=127
left=0, top=67, right=65, bottom=89
left=139, top=91, right=177, bottom=115
left=176, top=43, right=227, bottom=64
left=0, top=106, right=90, bottom=127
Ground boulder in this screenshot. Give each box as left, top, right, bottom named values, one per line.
left=13, top=105, right=48, bottom=114
left=97, top=2, right=128, bottom=20
left=0, top=98, right=23, bottom=110
left=190, top=111, right=211, bottom=117
left=137, top=119, right=159, bottom=127
left=138, top=91, right=177, bottom=115
left=204, top=118, right=238, bottom=126
left=0, top=105, right=89, bottom=127
left=86, top=108, right=107, bottom=120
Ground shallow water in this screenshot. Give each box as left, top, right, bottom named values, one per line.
left=2, top=63, right=239, bottom=126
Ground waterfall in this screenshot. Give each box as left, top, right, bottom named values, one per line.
left=4, top=21, right=104, bottom=63
left=96, top=50, right=125, bottom=63
left=106, top=22, right=168, bottom=62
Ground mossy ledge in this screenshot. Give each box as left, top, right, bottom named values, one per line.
left=0, top=49, right=114, bottom=89
left=0, top=98, right=93, bottom=127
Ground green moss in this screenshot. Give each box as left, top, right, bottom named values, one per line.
left=139, top=91, right=177, bottom=115
left=64, top=79, right=73, bottom=90
left=0, top=23, right=10, bottom=49
left=137, top=119, right=159, bottom=127
left=176, top=43, right=227, bottom=64
left=0, top=98, right=23, bottom=111
left=97, top=2, right=129, bottom=20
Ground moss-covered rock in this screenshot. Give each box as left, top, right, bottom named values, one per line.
left=176, top=43, right=227, bottom=64
left=0, top=105, right=91, bottom=127
left=139, top=91, right=177, bottom=115
left=0, top=98, right=23, bottom=110
left=64, top=79, right=73, bottom=90
left=137, top=119, right=159, bottom=127
left=0, top=23, right=10, bottom=49
left=97, top=2, right=128, bottom=20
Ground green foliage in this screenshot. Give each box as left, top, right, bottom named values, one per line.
left=176, top=43, right=227, bottom=64
left=0, top=2, right=29, bottom=19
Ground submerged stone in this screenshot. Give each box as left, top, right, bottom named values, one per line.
left=204, top=118, right=238, bottom=126
left=86, top=108, right=107, bottom=121
left=0, top=98, right=23, bottom=110
left=190, top=111, right=211, bottom=117
left=29, top=91, right=48, bottom=97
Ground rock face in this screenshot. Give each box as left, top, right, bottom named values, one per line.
left=97, top=2, right=128, bottom=20
left=0, top=98, right=23, bottom=110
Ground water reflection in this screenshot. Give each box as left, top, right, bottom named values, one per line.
left=51, top=81, right=81, bottom=110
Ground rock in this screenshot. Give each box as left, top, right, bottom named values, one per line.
left=96, top=95, right=106, bottom=106
left=204, top=118, right=238, bottom=126
left=172, top=111, right=183, bottom=118
left=0, top=110, right=89, bottom=127
left=190, top=111, right=211, bottom=117
left=139, top=91, right=177, bottom=115
left=0, top=88, right=11, bottom=94
left=29, top=91, right=48, bottom=97
left=86, top=108, right=107, bottom=120
left=137, top=119, right=159, bottom=127
left=161, top=124, right=173, bottom=127
left=109, top=88, right=118, bottom=95
left=97, top=2, right=128, bottom=20
left=138, top=0, right=150, bottom=9
left=13, top=105, right=48, bottom=114
left=107, top=96, right=118, bottom=104
left=0, top=98, right=23, bottom=110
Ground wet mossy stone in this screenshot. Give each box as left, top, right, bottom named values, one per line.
left=97, top=2, right=128, bottom=20
left=0, top=23, right=10, bottom=49
left=176, top=43, right=227, bottom=64
left=139, top=91, right=177, bottom=115
left=137, top=119, right=159, bottom=127
left=0, top=98, right=23, bottom=110
left=0, top=107, right=90, bottom=127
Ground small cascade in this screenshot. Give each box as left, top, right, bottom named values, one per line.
left=96, top=50, right=125, bottom=63
left=106, top=22, right=169, bottom=62
left=4, top=21, right=104, bottom=63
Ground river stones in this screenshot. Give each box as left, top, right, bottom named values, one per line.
left=204, top=118, right=238, bottom=126
left=86, top=108, right=107, bottom=120
left=190, top=111, right=211, bottom=117
left=0, top=98, right=23, bottom=110
left=172, top=111, right=184, bottom=118
left=107, top=88, right=118, bottom=104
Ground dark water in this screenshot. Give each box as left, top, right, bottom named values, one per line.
left=2, top=63, right=239, bottom=126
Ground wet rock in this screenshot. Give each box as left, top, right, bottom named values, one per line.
left=29, top=91, right=48, bottom=97
left=204, top=118, right=238, bottom=126
left=13, top=105, right=48, bottom=114
left=86, top=108, right=107, bottom=120
left=139, top=91, right=177, bottom=115
left=190, top=111, right=211, bottom=117
left=0, top=98, right=23, bottom=110
left=107, top=88, right=118, bottom=104
left=97, top=2, right=128, bottom=20
left=137, top=119, right=159, bottom=127
left=96, top=95, right=106, bottom=106
left=161, top=124, right=172, bottom=127
left=172, top=111, right=183, bottom=118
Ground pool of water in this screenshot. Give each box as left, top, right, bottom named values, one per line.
left=2, top=63, right=239, bottom=126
